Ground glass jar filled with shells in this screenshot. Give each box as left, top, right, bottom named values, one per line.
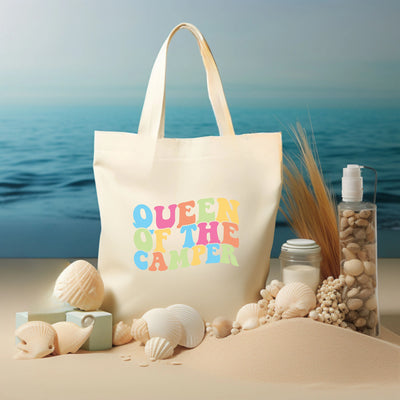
left=338, top=165, right=379, bottom=336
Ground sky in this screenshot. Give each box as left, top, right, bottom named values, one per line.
left=0, top=0, right=399, bottom=107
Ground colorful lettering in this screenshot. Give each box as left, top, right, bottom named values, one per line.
left=191, top=245, right=206, bottom=266
left=180, top=224, right=197, bottom=248
left=216, top=198, right=239, bottom=224
left=132, top=197, right=240, bottom=270
left=197, top=198, right=215, bottom=223
left=206, top=243, right=220, bottom=264
left=222, top=222, right=239, bottom=248
left=149, top=252, right=168, bottom=271
left=133, top=204, right=153, bottom=228
left=154, top=228, right=171, bottom=252
left=221, top=244, right=239, bottom=266
left=169, top=249, right=190, bottom=269
left=154, top=204, right=177, bottom=229
left=177, top=201, right=196, bottom=228
left=134, top=228, right=153, bottom=252
left=197, top=221, right=220, bottom=245
left=134, top=251, right=148, bottom=270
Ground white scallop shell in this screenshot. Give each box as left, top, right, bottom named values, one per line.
left=15, top=321, right=57, bottom=360
left=131, top=318, right=150, bottom=344
left=112, top=321, right=133, bottom=346
left=275, top=282, right=317, bottom=319
left=53, top=260, right=104, bottom=311
left=166, top=304, right=204, bottom=348
left=145, top=337, right=174, bottom=361
left=235, top=303, right=264, bottom=330
left=52, top=321, right=93, bottom=355
left=142, top=308, right=183, bottom=348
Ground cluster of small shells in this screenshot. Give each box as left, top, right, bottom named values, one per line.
left=339, top=208, right=378, bottom=336
left=308, top=276, right=348, bottom=328
left=205, top=317, right=233, bottom=338
left=258, top=280, right=284, bottom=325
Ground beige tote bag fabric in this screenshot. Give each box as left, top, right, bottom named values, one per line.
left=94, top=23, right=282, bottom=322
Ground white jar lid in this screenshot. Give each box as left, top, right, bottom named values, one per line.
left=281, top=238, right=320, bottom=254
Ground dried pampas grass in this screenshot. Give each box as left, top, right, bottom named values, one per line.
left=280, top=122, right=340, bottom=280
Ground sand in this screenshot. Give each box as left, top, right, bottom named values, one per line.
left=1, top=258, right=400, bottom=399
left=178, top=318, right=400, bottom=384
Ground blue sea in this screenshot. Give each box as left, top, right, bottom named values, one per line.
left=0, top=105, right=399, bottom=257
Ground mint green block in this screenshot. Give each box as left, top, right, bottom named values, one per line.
left=15, top=306, right=76, bottom=344
left=66, top=311, right=112, bottom=351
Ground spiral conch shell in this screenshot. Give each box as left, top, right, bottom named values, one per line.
left=52, top=321, right=94, bottom=355
left=234, top=303, right=265, bottom=330
left=15, top=321, right=57, bottom=360
left=53, top=260, right=104, bottom=311
left=275, top=282, right=317, bottom=319
left=167, top=304, right=205, bottom=348
left=112, top=321, right=133, bottom=346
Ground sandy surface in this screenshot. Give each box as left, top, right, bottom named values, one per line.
left=1, top=258, right=399, bottom=399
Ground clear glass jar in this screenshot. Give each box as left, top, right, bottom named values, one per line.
left=279, top=239, right=321, bottom=292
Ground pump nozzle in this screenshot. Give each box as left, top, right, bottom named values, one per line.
left=342, top=164, right=363, bottom=202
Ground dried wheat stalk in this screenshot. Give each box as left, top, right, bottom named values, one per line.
left=280, top=122, right=340, bottom=279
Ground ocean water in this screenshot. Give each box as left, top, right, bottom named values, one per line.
left=0, top=105, right=399, bottom=257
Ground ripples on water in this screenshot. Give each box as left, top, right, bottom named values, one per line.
left=0, top=105, right=399, bottom=230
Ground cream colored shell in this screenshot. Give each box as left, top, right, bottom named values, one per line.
left=131, top=318, right=150, bottom=344
left=14, top=321, right=57, bottom=360
left=145, top=337, right=174, bottom=361
left=211, top=317, right=232, bottom=338
left=235, top=303, right=264, bottom=330
left=112, top=321, right=133, bottom=346
left=52, top=321, right=93, bottom=355
left=167, top=304, right=204, bottom=348
left=141, top=308, right=183, bottom=348
left=275, top=282, right=316, bottom=319
left=53, top=260, right=104, bottom=311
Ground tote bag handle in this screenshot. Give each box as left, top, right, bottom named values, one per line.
left=138, top=23, right=236, bottom=139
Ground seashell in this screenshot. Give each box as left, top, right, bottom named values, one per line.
left=14, top=321, right=57, bottom=360
left=53, top=260, right=104, bottom=311
left=112, top=321, right=133, bottom=346
left=343, top=259, right=364, bottom=277
left=145, top=337, right=174, bottom=361
left=275, top=282, right=316, bottom=319
left=345, top=274, right=356, bottom=287
left=342, top=248, right=357, bottom=260
left=235, top=303, right=264, bottom=330
left=347, top=287, right=360, bottom=298
left=131, top=318, right=150, bottom=344
left=211, top=316, right=233, bottom=338
left=365, top=295, right=377, bottom=311
left=347, top=298, right=363, bottom=311
left=167, top=304, right=204, bottom=348
left=52, top=321, right=93, bottom=355
left=347, top=242, right=360, bottom=252
left=363, top=261, right=376, bottom=276
left=141, top=308, right=183, bottom=348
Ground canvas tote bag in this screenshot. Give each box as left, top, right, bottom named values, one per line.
left=94, top=23, right=282, bottom=322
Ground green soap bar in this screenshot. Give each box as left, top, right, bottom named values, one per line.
left=66, top=311, right=112, bottom=351
left=15, top=306, right=76, bottom=344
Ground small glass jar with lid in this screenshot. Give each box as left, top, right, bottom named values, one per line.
left=279, top=238, right=321, bottom=292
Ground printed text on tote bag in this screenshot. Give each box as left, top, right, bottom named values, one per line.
left=132, top=198, right=240, bottom=271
